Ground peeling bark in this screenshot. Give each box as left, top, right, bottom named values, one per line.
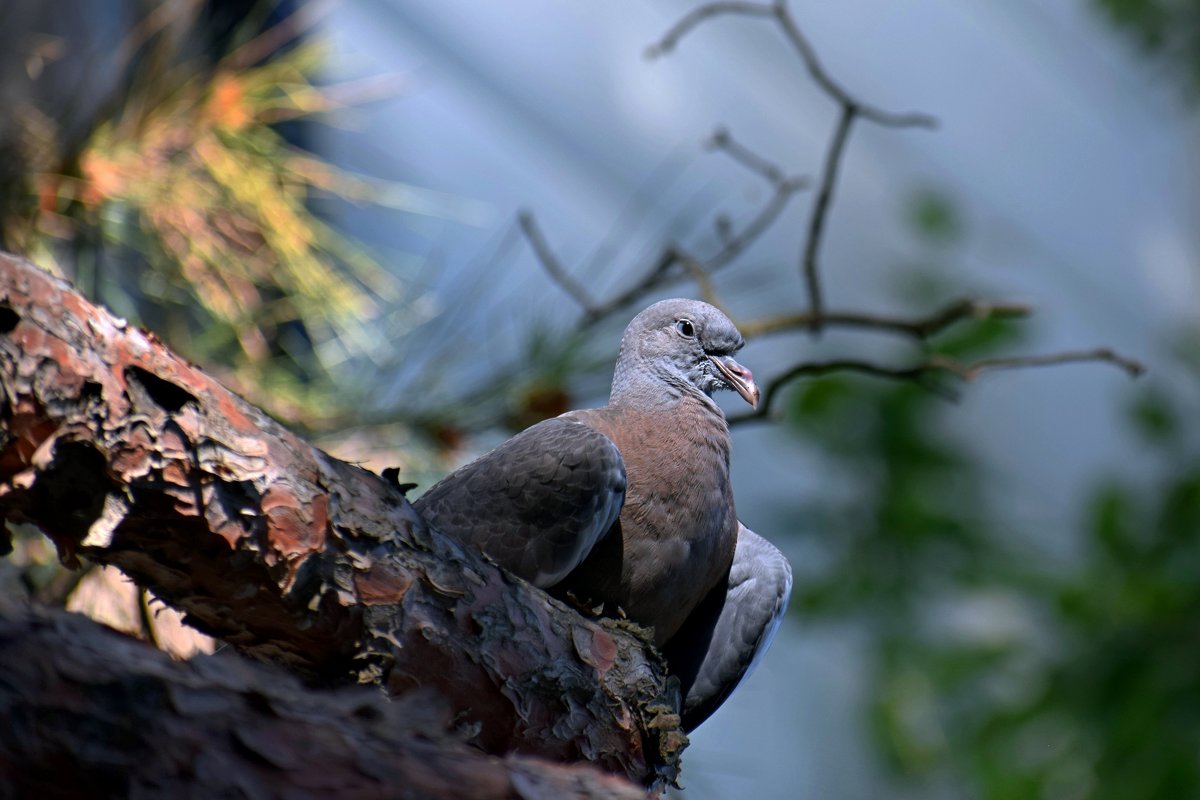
left=0, top=253, right=686, bottom=787
left=0, top=604, right=650, bottom=800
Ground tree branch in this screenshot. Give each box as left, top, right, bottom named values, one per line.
left=646, top=1, right=937, bottom=129
left=0, top=253, right=684, bottom=786
left=802, top=103, right=854, bottom=329
left=932, top=348, right=1146, bottom=381
left=767, top=1, right=936, bottom=128
left=518, top=147, right=806, bottom=330
left=737, top=298, right=1035, bottom=340
left=707, top=126, right=788, bottom=184
left=646, top=1, right=938, bottom=334
left=729, top=348, right=1145, bottom=424
left=518, top=210, right=599, bottom=313
left=0, top=604, right=650, bottom=799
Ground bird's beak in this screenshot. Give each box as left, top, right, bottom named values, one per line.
left=709, top=354, right=760, bottom=409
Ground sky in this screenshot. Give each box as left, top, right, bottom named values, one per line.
left=321, top=2, right=1200, bottom=796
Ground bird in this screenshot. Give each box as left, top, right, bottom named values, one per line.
left=413, top=298, right=792, bottom=731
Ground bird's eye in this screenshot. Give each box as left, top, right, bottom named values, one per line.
left=675, top=319, right=696, bottom=338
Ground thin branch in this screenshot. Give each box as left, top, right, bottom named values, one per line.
left=645, top=2, right=775, bottom=59
left=706, top=173, right=807, bottom=273
left=648, top=1, right=938, bottom=332
left=738, top=298, right=1034, bottom=340
left=576, top=170, right=807, bottom=326
left=802, top=104, right=854, bottom=331
left=731, top=359, right=960, bottom=425
left=646, top=1, right=937, bottom=129
left=729, top=347, right=1145, bottom=424
left=707, top=127, right=786, bottom=184
left=581, top=247, right=681, bottom=328
left=768, top=1, right=936, bottom=128
left=675, top=250, right=724, bottom=311
left=933, top=348, right=1146, bottom=381
left=518, top=211, right=598, bottom=313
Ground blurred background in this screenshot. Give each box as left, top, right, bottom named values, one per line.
left=1, top=1, right=1198, bottom=797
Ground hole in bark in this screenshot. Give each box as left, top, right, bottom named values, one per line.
left=80, top=380, right=103, bottom=403
left=30, top=440, right=114, bottom=546
left=124, top=366, right=198, bottom=413
left=0, top=305, right=20, bottom=333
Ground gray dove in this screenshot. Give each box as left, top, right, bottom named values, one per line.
left=414, top=298, right=792, bottom=731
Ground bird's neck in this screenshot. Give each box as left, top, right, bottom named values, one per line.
left=609, top=370, right=728, bottom=428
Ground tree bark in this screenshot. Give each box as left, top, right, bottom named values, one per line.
left=0, top=252, right=686, bottom=790
left=0, top=602, right=650, bottom=800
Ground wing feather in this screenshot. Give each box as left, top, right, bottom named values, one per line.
left=663, top=523, right=792, bottom=731
left=413, top=417, right=626, bottom=588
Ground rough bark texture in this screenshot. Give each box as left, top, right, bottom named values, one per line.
left=0, top=252, right=686, bottom=789
left=0, top=603, right=650, bottom=800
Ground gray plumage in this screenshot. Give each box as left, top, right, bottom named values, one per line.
left=412, top=298, right=789, bottom=729
left=663, top=524, right=792, bottom=730
left=413, top=417, right=625, bottom=587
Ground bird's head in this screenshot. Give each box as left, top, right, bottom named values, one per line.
left=612, top=298, right=759, bottom=409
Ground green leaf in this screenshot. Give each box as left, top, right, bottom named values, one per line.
left=907, top=189, right=963, bottom=245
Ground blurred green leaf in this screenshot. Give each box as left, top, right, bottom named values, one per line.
left=930, top=316, right=1024, bottom=359
left=907, top=189, right=962, bottom=245
left=1129, top=388, right=1178, bottom=444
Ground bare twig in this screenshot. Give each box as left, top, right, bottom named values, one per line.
left=646, top=1, right=937, bottom=129
left=570, top=166, right=807, bottom=326
left=675, top=250, right=724, bottom=311
left=706, top=173, right=807, bottom=273
left=707, top=127, right=786, bottom=184
left=730, top=348, right=1145, bottom=424
left=803, top=104, right=854, bottom=330
left=580, top=247, right=682, bottom=327
left=509, top=4, right=1141, bottom=440
left=648, top=1, right=937, bottom=337
left=742, top=359, right=963, bottom=421
left=645, top=1, right=775, bottom=59
left=767, top=1, right=936, bottom=128
left=738, top=298, right=1034, bottom=340
left=518, top=211, right=598, bottom=313
left=933, top=348, right=1146, bottom=381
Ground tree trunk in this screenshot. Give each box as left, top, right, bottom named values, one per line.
left=0, top=603, right=654, bottom=800
left=0, top=252, right=685, bottom=792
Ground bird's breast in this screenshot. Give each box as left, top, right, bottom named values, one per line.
left=564, top=404, right=738, bottom=645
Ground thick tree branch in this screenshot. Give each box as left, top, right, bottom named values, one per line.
left=0, top=252, right=685, bottom=786
left=0, top=604, right=650, bottom=800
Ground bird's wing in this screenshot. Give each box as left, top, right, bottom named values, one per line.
left=412, top=417, right=626, bottom=588
left=663, top=523, right=793, bottom=731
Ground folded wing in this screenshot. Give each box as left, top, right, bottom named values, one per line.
left=413, top=417, right=627, bottom=588
left=663, top=523, right=793, bottom=731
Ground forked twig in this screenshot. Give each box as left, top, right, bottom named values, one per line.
left=510, top=2, right=1145, bottom=430
left=647, top=0, right=936, bottom=326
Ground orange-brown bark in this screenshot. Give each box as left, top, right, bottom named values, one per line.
left=0, top=252, right=685, bottom=788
